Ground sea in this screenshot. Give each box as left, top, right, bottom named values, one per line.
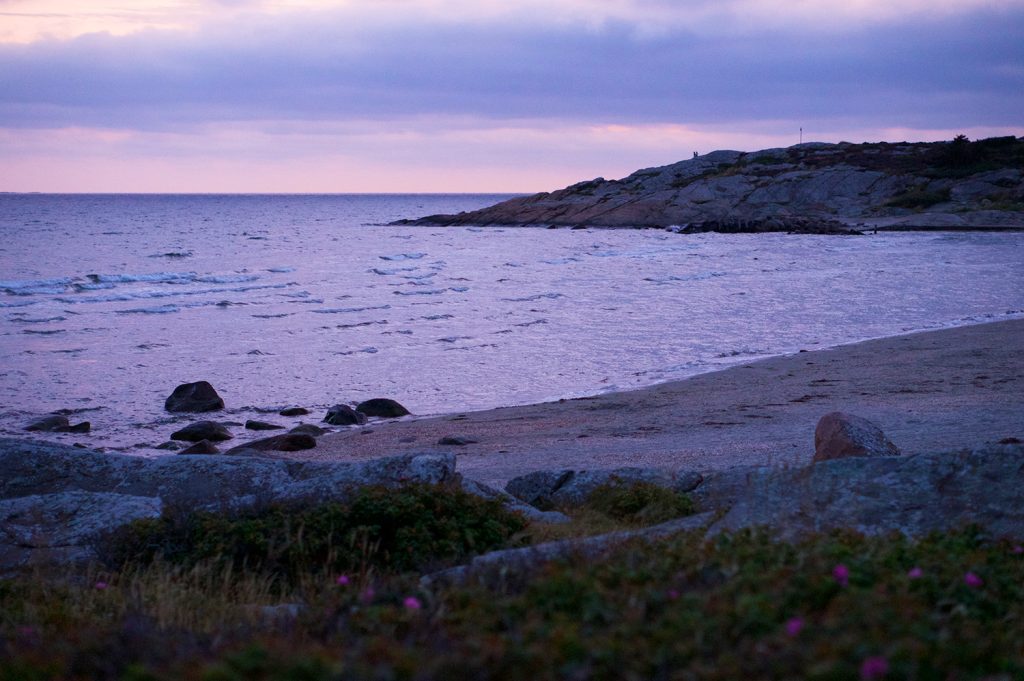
left=2, top=193, right=1023, bottom=451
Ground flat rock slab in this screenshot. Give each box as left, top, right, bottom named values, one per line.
left=698, top=442, right=1024, bottom=540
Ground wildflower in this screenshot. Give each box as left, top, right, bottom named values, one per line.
left=860, top=655, right=889, bottom=679
left=667, top=589, right=680, bottom=601
left=833, top=563, right=850, bottom=587
left=964, top=572, right=984, bottom=588
left=784, top=617, right=804, bottom=637
left=907, top=567, right=923, bottom=579
left=360, top=587, right=375, bottom=603
left=94, top=581, right=108, bottom=590
left=403, top=596, right=422, bottom=610
left=336, top=574, right=350, bottom=586
left=1012, top=545, right=1023, bottom=555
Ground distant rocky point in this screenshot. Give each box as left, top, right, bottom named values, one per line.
left=395, top=136, right=1024, bottom=232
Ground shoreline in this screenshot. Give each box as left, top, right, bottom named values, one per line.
left=300, top=318, right=1024, bottom=488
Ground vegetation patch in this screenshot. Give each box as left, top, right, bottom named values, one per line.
left=3, top=526, right=1024, bottom=679
left=584, top=480, right=696, bottom=525
left=886, top=185, right=952, bottom=209
left=99, top=483, right=528, bottom=582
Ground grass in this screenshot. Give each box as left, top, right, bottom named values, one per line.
left=3, top=486, right=1024, bottom=679
left=885, top=186, right=951, bottom=210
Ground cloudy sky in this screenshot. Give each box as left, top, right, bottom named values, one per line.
left=2, top=0, right=1023, bottom=192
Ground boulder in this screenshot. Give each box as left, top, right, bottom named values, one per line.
left=813, top=411, right=899, bottom=462
left=63, top=421, right=91, bottom=434
left=25, top=415, right=69, bottom=432
left=155, top=441, right=183, bottom=451
left=438, top=436, right=478, bottom=446
left=245, top=420, right=284, bottom=431
left=279, top=407, right=309, bottom=417
left=179, top=439, right=219, bottom=455
left=506, top=467, right=705, bottom=509
left=227, top=432, right=317, bottom=453
left=290, top=423, right=330, bottom=437
left=164, top=381, right=224, bottom=413
left=170, top=421, right=232, bottom=442
left=355, top=398, right=411, bottom=418
left=324, top=404, right=367, bottom=426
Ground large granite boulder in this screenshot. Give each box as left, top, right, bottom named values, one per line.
left=506, top=467, right=704, bottom=509
left=356, top=398, right=411, bottom=418
left=170, top=421, right=233, bottom=442
left=164, top=381, right=224, bottom=413
left=813, top=411, right=899, bottom=462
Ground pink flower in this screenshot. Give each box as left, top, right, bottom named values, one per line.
left=784, top=617, right=804, bottom=637
left=1011, top=545, right=1023, bottom=555
left=833, top=563, right=850, bottom=587
left=94, top=581, right=108, bottom=590
left=403, top=596, right=422, bottom=610
left=907, top=567, right=923, bottom=579
left=667, top=589, right=680, bottom=601
left=335, top=574, right=350, bottom=586
left=860, top=655, right=889, bottom=679
left=360, top=587, right=375, bottom=603
left=964, top=572, right=984, bottom=588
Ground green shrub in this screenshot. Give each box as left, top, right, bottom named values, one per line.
left=584, top=480, right=695, bottom=525
left=100, top=483, right=528, bottom=580
left=886, top=185, right=951, bottom=209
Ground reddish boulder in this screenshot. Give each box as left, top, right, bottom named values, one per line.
left=814, top=411, right=899, bottom=462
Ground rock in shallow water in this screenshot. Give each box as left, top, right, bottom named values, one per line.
left=25, top=415, right=69, bottom=432
left=164, top=381, right=224, bottom=413
left=245, top=420, right=284, bottom=431
left=324, top=404, right=367, bottom=426
left=227, top=432, right=317, bottom=453
left=279, top=407, right=309, bottom=417
left=170, top=420, right=232, bottom=442
left=355, top=398, right=411, bottom=418
left=179, top=439, right=220, bottom=455
left=813, top=411, right=899, bottom=462
left=290, top=423, right=330, bottom=437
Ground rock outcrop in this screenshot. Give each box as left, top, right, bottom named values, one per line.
left=0, top=438, right=459, bottom=572
left=394, top=137, right=1024, bottom=231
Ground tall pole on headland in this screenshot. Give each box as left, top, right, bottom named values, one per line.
left=800, top=127, right=803, bottom=145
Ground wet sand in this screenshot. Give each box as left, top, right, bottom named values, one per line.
left=300, top=319, right=1024, bottom=488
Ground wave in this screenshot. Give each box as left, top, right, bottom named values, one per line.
left=311, top=304, right=391, bottom=314
left=501, top=292, right=565, bottom=302
left=379, top=253, right=427, bottom=261
left=643, top=272, right=727, bottom=284
left=57, top=282, right=292, bottom=304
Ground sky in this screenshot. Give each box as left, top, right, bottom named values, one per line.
left=1, top=0, right=1023, bottom=192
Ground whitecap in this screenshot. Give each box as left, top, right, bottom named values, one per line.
left=379, top=253, right=427, bottom=261
left=267, top=267, right=296, bottom=273
left=393, top=289, right=446, bottom=296
left=117, top=304, right=180, bottom=314
left=194, top=274, right=260, bottom=284
left=370, top=266, right=419, bottom=275
left=87, top=272, right=195, bottom=284
left=311, top=304, right=391, bottom=314
left=501, top=292, right=565, bottom=302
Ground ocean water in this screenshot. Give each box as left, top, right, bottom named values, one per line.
left=2, top=193, right=1023, bottom=451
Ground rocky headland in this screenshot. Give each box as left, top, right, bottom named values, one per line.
left=395, top=136, right=1024, bottom=232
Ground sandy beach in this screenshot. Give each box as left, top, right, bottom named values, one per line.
left=298, top=319, right=1024, bottom=488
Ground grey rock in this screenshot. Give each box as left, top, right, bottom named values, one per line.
left=0, top=491, right=161, bottom=571
left=290, top=423, right=330, bottom=437
left=164, top=381, right=224, bottom=413
left=227, top=432, right=316, bottom=453
left=426, top=512, right=716, bottom=586
left=170, top=420, right=233, bottom=442
left=155, top=441, right=183, bottom=451
left=62, top=422, right=91, bottom=434
left=813, top=411, right=899, bottom=462
left=25, top=415, right=69, bottom=432
left=324, top=404, right=367, bottom=426
left=355, top=398, right=411, bottom=418
left=699, top=443, right=1024, bottom=540
left=506, top=467, right=704, bottom=509
left=438, top=436, right=478, bottom=446
left=461, top=477, right=570, bottom=524
left=245, top=420, right=285, bottom=431
left=179, top=439, right=220, bottom=455
left=278, top=407, right=309, bottom=417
